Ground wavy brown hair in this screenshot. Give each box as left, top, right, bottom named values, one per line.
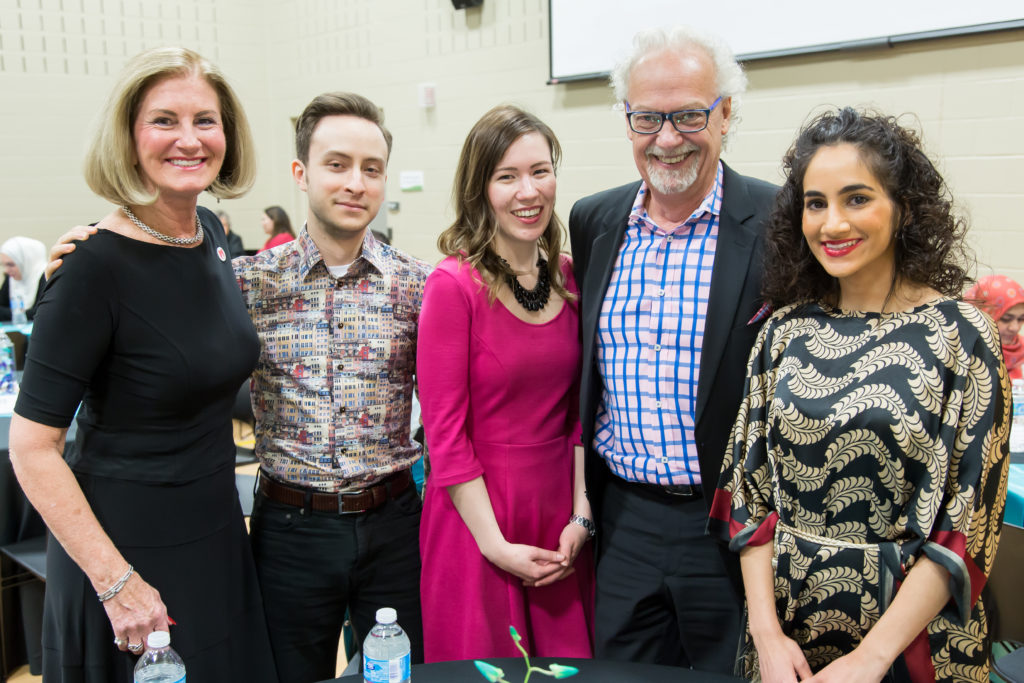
left=438, top=105, right=572, bottom=303
left=763, top=107, right=971, bottom=309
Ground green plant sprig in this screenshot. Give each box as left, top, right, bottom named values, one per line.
left=473, top=626, right=579, bottom=683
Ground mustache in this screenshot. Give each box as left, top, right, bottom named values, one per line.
left=646, top=142, right=698, bottom=158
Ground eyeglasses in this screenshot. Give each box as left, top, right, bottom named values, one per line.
left=625, top=96, right=723, bottom=135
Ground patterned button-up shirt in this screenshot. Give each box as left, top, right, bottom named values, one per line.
left=593, top=162, right=724, bottom=485
left=234, top=228, right=431, bottom=492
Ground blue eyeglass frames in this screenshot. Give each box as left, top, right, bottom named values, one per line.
left=624, top=96, right=724, bottom=135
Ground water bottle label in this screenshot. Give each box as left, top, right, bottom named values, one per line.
left=133, top=676, right=183, bottom=683
left=363, top=653, right=410, bottom=683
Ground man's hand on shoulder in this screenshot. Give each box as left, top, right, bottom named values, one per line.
left=45, top=225, right=98, bottom=280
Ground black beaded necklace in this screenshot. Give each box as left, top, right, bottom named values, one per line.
left=500, top=256, right=550, bottom=312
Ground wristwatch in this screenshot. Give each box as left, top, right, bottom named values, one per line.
left=570, top=514, right=596, bottom=538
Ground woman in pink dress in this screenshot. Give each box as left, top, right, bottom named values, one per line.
left=417, top=105, right=594, bottom=662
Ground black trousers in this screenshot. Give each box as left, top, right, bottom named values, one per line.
left=250, top=485, right=425, bottom=683
left=594, top=476, right=742, bottom=673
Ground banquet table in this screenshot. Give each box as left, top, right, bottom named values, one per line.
left=328, top=657, right=745, bottom=683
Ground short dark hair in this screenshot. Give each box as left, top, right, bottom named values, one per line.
left=762, top=107, right=971, bottom=308
left=294, top=92, right=393, bottom=164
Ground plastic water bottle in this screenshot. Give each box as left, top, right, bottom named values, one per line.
left=11, top=295, right=26, bottom=324
left=363, top=607, right=411, bottom=683
left=1011, top=378, right=1024, bottom=453
left=133, top=631, right=185, bottom=683
left=0, top=334, right=16, bottom=394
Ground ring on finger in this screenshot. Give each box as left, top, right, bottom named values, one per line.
left=113, top=636, right=126, bottom=647
left=128, top=642, right=144, bottom=653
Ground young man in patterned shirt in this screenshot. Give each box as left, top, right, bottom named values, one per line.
left=234, top=92, right=430, bottom=683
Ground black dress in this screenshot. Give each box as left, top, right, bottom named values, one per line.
left=15, top=208, right=277, bottom=682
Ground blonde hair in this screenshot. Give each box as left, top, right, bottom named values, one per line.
left=84, top=46, right=256, bottom=206
left=439, top=105, right=572, bottom=303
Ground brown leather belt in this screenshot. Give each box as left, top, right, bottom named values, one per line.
left=258, top=469, right=414, bottom=514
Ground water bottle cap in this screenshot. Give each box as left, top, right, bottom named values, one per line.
left=146, top=631, right=171, bottom=649
left=375, top=607, right=397, bottom=624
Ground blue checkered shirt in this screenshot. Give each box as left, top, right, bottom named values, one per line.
left=593, top=162, right=724, bottom=485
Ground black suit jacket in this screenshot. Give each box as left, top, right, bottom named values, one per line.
left=569, top=162, right=777, bottom=541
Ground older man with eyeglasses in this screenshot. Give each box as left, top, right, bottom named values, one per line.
left=568, top=26, right=778, bottom=672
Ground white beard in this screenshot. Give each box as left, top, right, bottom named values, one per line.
left=644, top=143, right=699, bottom=195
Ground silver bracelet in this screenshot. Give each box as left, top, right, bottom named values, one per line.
left=97, top=565, right=134, bottom=602
left=570, top=514, right=596, bottom=538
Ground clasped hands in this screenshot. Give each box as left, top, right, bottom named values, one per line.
left=755, top=630, right=888, bottom=683
left=483, top=521, right=590, bottom=588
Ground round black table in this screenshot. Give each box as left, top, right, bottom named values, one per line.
left=329, top=657, right=745, bottom=682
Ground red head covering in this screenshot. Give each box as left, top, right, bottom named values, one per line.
left=965, top=274, right=1024, bottom=379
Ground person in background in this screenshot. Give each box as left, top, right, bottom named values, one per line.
left=258, top=204, right=295, bottom=252
left=417, top=105, right=593, bottom=662
left=8, top=47, right=277, bottom=682
left=0, top=237, right=47, bottom=321
left=710, top=108, right=1009, bottom=682
left=568, top=25, right=777, bottom=670
left=216, top=209, right=246, bottom=257
left=965, top=274, right=1024, bottom=380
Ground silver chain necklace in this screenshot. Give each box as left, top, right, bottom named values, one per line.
left=122, top=206, right=203, bottom=246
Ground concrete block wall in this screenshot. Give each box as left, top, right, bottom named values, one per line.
left=2, top=1, right=1022, bottom=282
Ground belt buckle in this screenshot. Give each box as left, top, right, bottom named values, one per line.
left=336, top=489, right=367, bottom=515
left=663, top=484, right=698, bottom=497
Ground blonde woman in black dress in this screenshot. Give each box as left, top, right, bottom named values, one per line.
left=10, top=47, right=275, bottom=682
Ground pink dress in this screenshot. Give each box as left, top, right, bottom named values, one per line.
left=417, top=255, right=594, bottom=662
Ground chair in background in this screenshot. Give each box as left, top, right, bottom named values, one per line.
left=989, top=523, right=1024, bottom=681
left=4, top=332, right=27, bottom=371
left=235, top=473, right=257, bottom=518
left=233, top=380, right=257, bottom=466
left=0, top=535, right=45, bottom=679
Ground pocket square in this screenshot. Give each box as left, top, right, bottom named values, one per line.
left=748, top=302, right=772, bottom=325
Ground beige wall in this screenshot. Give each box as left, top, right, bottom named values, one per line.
left=3, top=1, right=1022, bottom=282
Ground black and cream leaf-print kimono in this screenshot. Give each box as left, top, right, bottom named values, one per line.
left=709, top=299, right=1010, bottom=682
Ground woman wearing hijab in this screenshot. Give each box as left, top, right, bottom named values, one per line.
left=965, top=274, right=1024, bottom=380
left=0, top=237, right=47, bottom=321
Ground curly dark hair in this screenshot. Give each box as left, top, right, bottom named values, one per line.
left=762, top=107, right=970, bottom=308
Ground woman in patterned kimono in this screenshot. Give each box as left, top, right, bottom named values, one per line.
left=709, top=108, right=1010, bottom=683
